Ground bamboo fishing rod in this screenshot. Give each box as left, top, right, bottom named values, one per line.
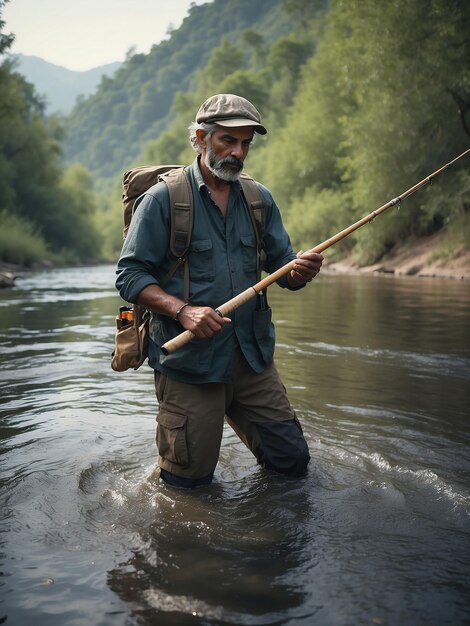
left=161, top=148, right=469, bottom=355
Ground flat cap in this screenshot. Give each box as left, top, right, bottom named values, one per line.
left=196, top=93, right=267, bottom=135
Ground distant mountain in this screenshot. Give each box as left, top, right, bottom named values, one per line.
left=13, top=54, right=122, bottom=115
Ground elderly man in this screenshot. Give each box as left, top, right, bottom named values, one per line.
left=116, top=94, right=323, bottom=488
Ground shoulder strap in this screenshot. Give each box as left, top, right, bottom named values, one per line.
left=160, top=167, right=194, bottom=259
left=240, top=173, right=267, bottom=278
left=240, top=173, right=265, bottom=233
left=152, top=169, right=265, bottom=303
left=159, top=167, right=193, bottom=301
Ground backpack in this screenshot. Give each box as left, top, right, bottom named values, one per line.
left=122, top=165, right=266, bottom=295
left=112, top=165, right=266, bottom=372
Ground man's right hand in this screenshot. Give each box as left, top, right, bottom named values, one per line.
left=178, top=305, right=231, bottom=338
left=137, top=284, right=231, bottom=339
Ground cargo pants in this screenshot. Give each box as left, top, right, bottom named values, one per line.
left=154, top=349, right=310, bottom=488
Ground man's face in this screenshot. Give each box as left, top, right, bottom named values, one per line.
left=201, top=126, right=254, bottom=182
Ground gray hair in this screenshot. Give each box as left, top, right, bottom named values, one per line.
left=188, top=121, right=216, bottom=154
left=188, top=120, right=258, bottom=154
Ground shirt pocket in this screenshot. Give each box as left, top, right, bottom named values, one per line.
left=241, top=234, right=258, bottom=275
left=189, top=239, right=215, bottom=281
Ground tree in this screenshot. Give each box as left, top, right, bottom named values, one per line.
left=198, top=38, right=245, bottom=93
left=0, top=0, right=13, bottom=55
left=241, top=29, right=265, bottom=68
left=282, top=0, right=326, bottom=30
left=0, top=0, right=101, bottom=263
left=330, top=0, right=470, bottom=259
left=54, top=164, right=101, bottom=260
left=260, top=0, right=469, bottom=261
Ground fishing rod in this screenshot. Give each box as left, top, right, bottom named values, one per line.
left=161, top=148, right=470, bottom=355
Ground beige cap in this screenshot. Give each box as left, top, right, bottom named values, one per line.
left=196, top=93, right=267, bottom=135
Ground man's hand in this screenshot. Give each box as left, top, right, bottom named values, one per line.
left=288, top=250, right=324, bottom=286
left=178, top=305, right=231, bottom=338
left=137, top=284, right=230, bottom=339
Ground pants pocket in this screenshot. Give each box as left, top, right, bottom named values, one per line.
left=156, top=410, right=189, bottom=468
left=253, top=307, right=275, bottom=365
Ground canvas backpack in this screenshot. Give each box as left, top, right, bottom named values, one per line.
left=112, top=165, right=266, bottom=372
left=122, top=165, right=267, bottom=296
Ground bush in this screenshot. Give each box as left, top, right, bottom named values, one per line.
left=0, top=211, right=52, bottom=266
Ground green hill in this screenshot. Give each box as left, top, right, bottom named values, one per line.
left=63, top=0, right=294, bottom=183
left=1, top=0, right=468, bottom=268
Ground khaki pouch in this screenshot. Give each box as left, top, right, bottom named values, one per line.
left=111, top=304, right=150, bottom=371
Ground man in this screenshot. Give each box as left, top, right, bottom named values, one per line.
left=116, top=93, right=323, bottom=488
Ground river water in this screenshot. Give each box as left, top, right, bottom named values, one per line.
left=0, top=265, right=469, bottom=626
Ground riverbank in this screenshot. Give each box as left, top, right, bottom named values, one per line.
left=0, top=259, right=97, bottom=288
left=1, top=233, right=470, bottom=286
left=0, top=263, right=18, bottom=288
left=326, top=232, right=470, bottom=281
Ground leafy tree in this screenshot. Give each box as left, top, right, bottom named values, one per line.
left=260, top=0, right=469, bottom=261
left=139, top=91, right=198, bottom=166
left=54, top=164, right=101, bottom=261
left=266, top=35, right=312, bottom=113
left=218, top=69, right=268, bottom=113
left=197, top=38, right=245, bottom=93
left=241, top=29, right=266, bottom=68
left=0, top=0, right=101, bottom=264
left=282, top=0, right=327, bottom=30
left=330, top=0, right=470, bottom=260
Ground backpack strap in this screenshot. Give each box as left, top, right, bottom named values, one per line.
left=240, top=173, right=266, bottom=280
left=150, top=168, right=264, bottom=305
left=159, top=167, right=193, bottom=301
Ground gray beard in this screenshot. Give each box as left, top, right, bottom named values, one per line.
left=204, top=143, right=243, bottom=182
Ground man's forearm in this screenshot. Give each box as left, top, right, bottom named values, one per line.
left=137, top=283, right=231, bottom=337
left=137, top=284, right=185, bottom=320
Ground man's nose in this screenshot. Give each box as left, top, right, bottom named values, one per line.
left=231, top=143, right=244, bottom=158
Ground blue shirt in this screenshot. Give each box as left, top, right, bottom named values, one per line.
left=116, top=158, right=301, bottom=384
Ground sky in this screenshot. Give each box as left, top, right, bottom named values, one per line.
left=2, top=0, right=211, bottom=71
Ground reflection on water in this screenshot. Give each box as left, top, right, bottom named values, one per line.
left=0, top=265, right=469, bottom=625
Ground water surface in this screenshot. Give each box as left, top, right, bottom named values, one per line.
left=1, top=265, right=469, bottom=625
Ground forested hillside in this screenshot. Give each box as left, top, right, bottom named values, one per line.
left=0, top=0, right=100, bottom=266
left=64, top=0, right=296, bottom=181
left=1, top=0, right=469, bottom=269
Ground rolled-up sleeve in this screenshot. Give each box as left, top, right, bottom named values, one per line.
left=115, top=185, right=171, bottom=303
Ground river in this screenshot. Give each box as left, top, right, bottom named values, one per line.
left=0, top=265, right=469, bottom=626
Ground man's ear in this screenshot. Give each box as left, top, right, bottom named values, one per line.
left=196, top=129, right=207, bottom=150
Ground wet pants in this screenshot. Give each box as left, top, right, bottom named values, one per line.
left=154, top=349, right=310, bottom=488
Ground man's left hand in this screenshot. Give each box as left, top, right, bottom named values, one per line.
left=288, top=250, right=324, bottom=285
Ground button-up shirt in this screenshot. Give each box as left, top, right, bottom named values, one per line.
left=116, top=158, right=301, bottom=384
